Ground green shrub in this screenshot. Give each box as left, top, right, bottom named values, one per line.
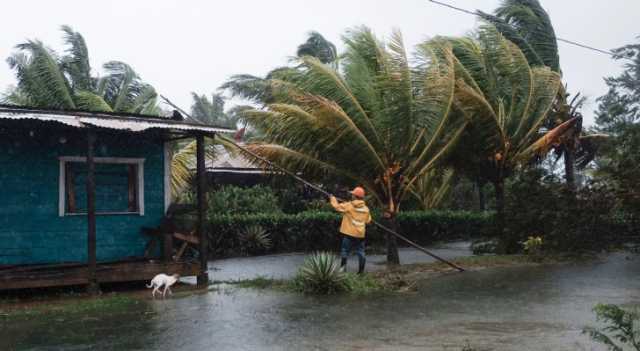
left=207, top=185, right=282, bottom=216
left=584, top=303, right=640, bottom=351
left=206, top=210, right=493, bottom=257
left=504, top=170, right=628, bottom=253
left=292, top=252, right=348, bottom=294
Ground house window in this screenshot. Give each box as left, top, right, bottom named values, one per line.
left=58, top=157, right=145, bottom=216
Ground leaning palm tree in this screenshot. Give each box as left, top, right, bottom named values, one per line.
left=240, top=27, right=467, bottom=264
left=479, top=0, right=595, bottom=191
left=428, top=26, right=569, bottom=251
left=4, top=26, right=159, bottom=114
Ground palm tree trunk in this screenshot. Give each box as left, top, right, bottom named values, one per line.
left=564, top=148, right=576, bottom=192
left=384, top=214, right=401, bottom=265
left=493, top=178, right=509, bottom=253
left=477, top=180, right=486, bottom=211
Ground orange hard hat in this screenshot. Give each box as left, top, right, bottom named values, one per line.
left=350, top=187, right=365, bottom=198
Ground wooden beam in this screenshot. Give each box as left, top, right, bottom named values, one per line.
left=86, top=129, right=99, bottom=294
left=0, top=261, right=201, bottom=290
left=173, top=232, right=199, bottom=245
left=196, top=133, right=209, bottom=286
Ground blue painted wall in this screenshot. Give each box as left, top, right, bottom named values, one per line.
left=0, top=121, right=166, bottom=265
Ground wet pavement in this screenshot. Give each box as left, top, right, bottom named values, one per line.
left=207, top=241, right=472, bottom=282
left=2, top=248, right=639, bottom=350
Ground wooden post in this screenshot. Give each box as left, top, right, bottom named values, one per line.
left=86, top=129, right=99, bottom=294
left=162, top=231, right=173, bottom=262
left=196, top=133, right=209, bottom=286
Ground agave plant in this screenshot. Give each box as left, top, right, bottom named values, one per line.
left=238, top=225, right=273, bottom=255
left=295, top=252, right=348, bottom=294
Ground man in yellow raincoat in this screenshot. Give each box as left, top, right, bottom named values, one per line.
left=329, top=187, right=372, bottom=274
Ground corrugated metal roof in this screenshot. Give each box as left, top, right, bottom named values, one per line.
left=0, top=106, right=235, bottom=134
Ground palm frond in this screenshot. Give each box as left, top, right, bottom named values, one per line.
left=519, top=116, right=579, bottom=161
left=60, top=25, right=94, bottom=91
left=75, top=91, right=112, bottom=112
left=409, top=168, right=455, bottom=210
left=10, top=40, right=75, bottom=109
left=170, top=137, right=221, bottom=197
left=481, top=0, right=560, bottom=72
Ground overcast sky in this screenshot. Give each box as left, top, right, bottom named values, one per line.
left=1, top=0, right=638, bottom=125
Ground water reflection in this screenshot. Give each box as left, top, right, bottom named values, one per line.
left=2, top=252, right=639, bottom=350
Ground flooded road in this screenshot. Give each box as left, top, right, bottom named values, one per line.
left=2, top=250, right=639, bottom=350
left=208, top=241, right=473, bottom=281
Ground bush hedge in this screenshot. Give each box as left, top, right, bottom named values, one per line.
left=206, top=210, right=494, bottom=257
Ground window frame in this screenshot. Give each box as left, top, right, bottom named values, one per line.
left=58, top=156, right=145, bottom=217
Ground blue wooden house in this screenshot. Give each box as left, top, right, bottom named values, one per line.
left=0, top=105, right=233, bottom=290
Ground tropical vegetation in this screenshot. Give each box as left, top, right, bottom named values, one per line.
left=3, top=25, right=160, bottom=114
left=584, top=303, right=640, bottom=351
left=3, top=1, right=639, bottom=261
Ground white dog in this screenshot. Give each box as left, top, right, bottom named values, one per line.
left=146, top=273, right=180, bottom=298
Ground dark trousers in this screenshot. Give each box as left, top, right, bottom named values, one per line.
left=340, top=235, right=365, bottom=262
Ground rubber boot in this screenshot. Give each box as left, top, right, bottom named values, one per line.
left=358, top=257, right=366, bottom=274
left=340, top=257, right=347, bottom=273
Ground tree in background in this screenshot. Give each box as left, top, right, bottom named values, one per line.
left=221, top=31, right=338, bottom=106
left=480, top=0, right=590, bottom=192
left=3, top=26, right=159, bottom=114
left=296, top=31, right=338, bottom=68
left=432, top=26, right=569, bottom=252
left=190, top=92, right=240, bottom=128
left=595, top=39, right=640, bottom=134
left=593, top=38, right=640, bottom=217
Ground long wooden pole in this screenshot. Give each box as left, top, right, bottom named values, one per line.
left=86, top=129, right=99, bottom=293
left=196, top=133, right=209, bottom=285
left=220, top=136, right=465, bottom=272
left=161, top=97, right=465, bottom=272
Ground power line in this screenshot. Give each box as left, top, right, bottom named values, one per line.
left=428, top=0, right=617, bottom=57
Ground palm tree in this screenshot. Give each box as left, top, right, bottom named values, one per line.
left=239, top=27, right=468, bottom=264
left=296, top=31, right=338, bottom=68
left=479, top=0, right=589, bottom=191
left=428, top=26, right=569, bottom=252
left=4, top=25, right=159, bottom=114
left=189, top=92, right=242, bottom=128
left=221, top=31, right=337, bottom=105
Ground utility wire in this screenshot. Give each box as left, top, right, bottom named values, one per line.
left=428, top=0, right=617, bottom=57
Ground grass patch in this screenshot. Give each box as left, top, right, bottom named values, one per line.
left=223, top=254, right=579, bottom=295
left=0, top=294, right=142, bottom=319
left=287, top=272, right=384, bottom=295
left=213, top=276, right=288, bottom=290
left=219, top=273, right=384, bottom=295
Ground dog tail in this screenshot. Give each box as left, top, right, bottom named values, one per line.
left=146, top=283, right=153, bottom=288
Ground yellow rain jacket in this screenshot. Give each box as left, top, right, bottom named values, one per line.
left=330, top=196, right=372, bottom=238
